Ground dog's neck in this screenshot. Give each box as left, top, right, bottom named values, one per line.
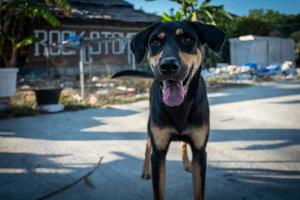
left=163, top=66, right=203, bottom=132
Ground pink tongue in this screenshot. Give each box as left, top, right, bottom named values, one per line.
left=162, top=81, right=185, bottom=107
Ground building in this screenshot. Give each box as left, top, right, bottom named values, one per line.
left=26, top=0, right=160, bottom=74
left=230, top=35, right=295, bottom=67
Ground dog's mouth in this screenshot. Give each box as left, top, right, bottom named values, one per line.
left=159, top=71, right=191, bottom=107
left=161, top=80, right=184, bottom=107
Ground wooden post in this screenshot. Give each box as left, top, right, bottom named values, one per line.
left=79, top=48, right=85, bottom=100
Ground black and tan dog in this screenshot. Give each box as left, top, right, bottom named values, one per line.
left=114, top=21, right=225, bottom=200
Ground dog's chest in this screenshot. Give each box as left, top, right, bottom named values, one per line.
left=170, top=124, right=209, bottom=148
left=168, top=106, right=209, bottom=148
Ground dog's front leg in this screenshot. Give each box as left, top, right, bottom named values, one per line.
left=188, top=126, right=209, bottom=200
left=191, top=148, right=207, bottom=200
left=151, top=148, right=168, bottom=200
left=150, top=126, right=172, bottom=200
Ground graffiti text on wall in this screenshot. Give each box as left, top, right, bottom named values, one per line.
left=33, top=30, right=136, bottom=64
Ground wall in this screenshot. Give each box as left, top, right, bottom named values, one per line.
left=230, top=35, right=295, bottom=66
left=28, top=23, right=141, bottom=71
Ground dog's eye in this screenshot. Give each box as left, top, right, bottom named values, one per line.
left=151, top=37, right=163, bottom=47
left=180, top=35, right=193, bottom=45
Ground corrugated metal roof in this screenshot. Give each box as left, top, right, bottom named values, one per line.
left=50, top=0, right=160, bottom=24
left=69, top=0, right=133, bottom=7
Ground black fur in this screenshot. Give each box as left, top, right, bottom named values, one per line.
left=150, top=67, right=209, bottom=134
left=130, top=21, right=225, bottom=63
left=190, top=22, right=225, bottom=53
left=130, top=23, right=161, bottom=63
left=113, top=21, right=225, bottom=200
left=112, top=70, right=154, bottom=79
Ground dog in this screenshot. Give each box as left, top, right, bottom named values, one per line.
left=113, top=21, right=225, bottom=200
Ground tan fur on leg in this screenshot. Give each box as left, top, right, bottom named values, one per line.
left=150, top=124, right=173, bottom=200
left=180, top=142, right=192, bottom=172
left=192, top=156, right=204, bottom=200
left=142, top=137, right=152, bottom=179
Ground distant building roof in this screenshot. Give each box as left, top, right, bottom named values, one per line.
left=69, top=0, right=133, bottom=7
left=50, top=0, right=160, bottom=24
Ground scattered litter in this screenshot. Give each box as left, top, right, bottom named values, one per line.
left=202, top=60, right=297, bottom=83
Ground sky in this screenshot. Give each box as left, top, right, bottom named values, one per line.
left=126, top=0, right=300, bottom=16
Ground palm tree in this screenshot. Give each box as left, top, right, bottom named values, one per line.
left=0, top=0, right=71, bottom=68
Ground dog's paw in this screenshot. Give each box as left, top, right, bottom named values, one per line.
left=184, top=166, right=192, bottom=173
left=183, top=163, right=192, bottom=173
left=141, top=172, right=151, bottom=180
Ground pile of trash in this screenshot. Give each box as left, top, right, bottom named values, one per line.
left=202, top=61, right=298, bottom=82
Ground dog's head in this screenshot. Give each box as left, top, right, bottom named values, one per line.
left=130, top=21, right=225, bottom=107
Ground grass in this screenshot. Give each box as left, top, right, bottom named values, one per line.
left=0, top=91, right=150, bottom=119
left=0, top=90, right=37, bottom=118
left=0, top=79, right=152, bottom=119
left=0, top=105, right=37, bottom=119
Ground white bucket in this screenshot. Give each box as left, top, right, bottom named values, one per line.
left=0, top=68, right=19, bottom=97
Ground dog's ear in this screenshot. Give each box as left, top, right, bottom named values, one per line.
left=130, top=23, right=160, bottom=63
left=192, top=22, right=225, bottom=53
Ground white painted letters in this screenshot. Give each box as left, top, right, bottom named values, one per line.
left=33, top=29, right=137, bottom=64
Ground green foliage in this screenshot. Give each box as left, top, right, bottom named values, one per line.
left=290, top=31, right=300, bottom=42
left=162, top=0, right=234, bottom=27
left=17, top=36, right=40, bottom=49
left=0, top=106, right=37, bottom=119
left=161, top=1, right=300, bottom=66
left=234, top=9, right=300, bottom=67
left=161, top=0, right=234, bottom=67
left=162, top=1, right=300, bottom=38
left=290, top=30, right=300, bottom=67
left=250, top=9, right=284, bottom=24
left=233, top=9, right=300, bottom=38
left=0, top=0, right=71, bottom=68
left=232, top=16, right=270, bottom=36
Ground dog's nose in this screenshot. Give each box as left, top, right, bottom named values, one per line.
left=159, top=58, right=180, bottom=75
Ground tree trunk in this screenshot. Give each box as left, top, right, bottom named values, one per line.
left=8, top=45, right=17, bottom=68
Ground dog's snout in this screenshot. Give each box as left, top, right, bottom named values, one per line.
left=159, top=58, right=180, bottom=75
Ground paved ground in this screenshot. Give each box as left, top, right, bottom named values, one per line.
left=0, top=81, right=300, bottom=200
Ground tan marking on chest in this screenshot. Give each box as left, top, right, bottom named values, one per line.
left=182, top=124, right=209, bottom=149
left=151, top=125, right=177, bottom=150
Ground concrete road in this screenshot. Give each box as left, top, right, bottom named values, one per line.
left=0, top=81, right=300, bottom=200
